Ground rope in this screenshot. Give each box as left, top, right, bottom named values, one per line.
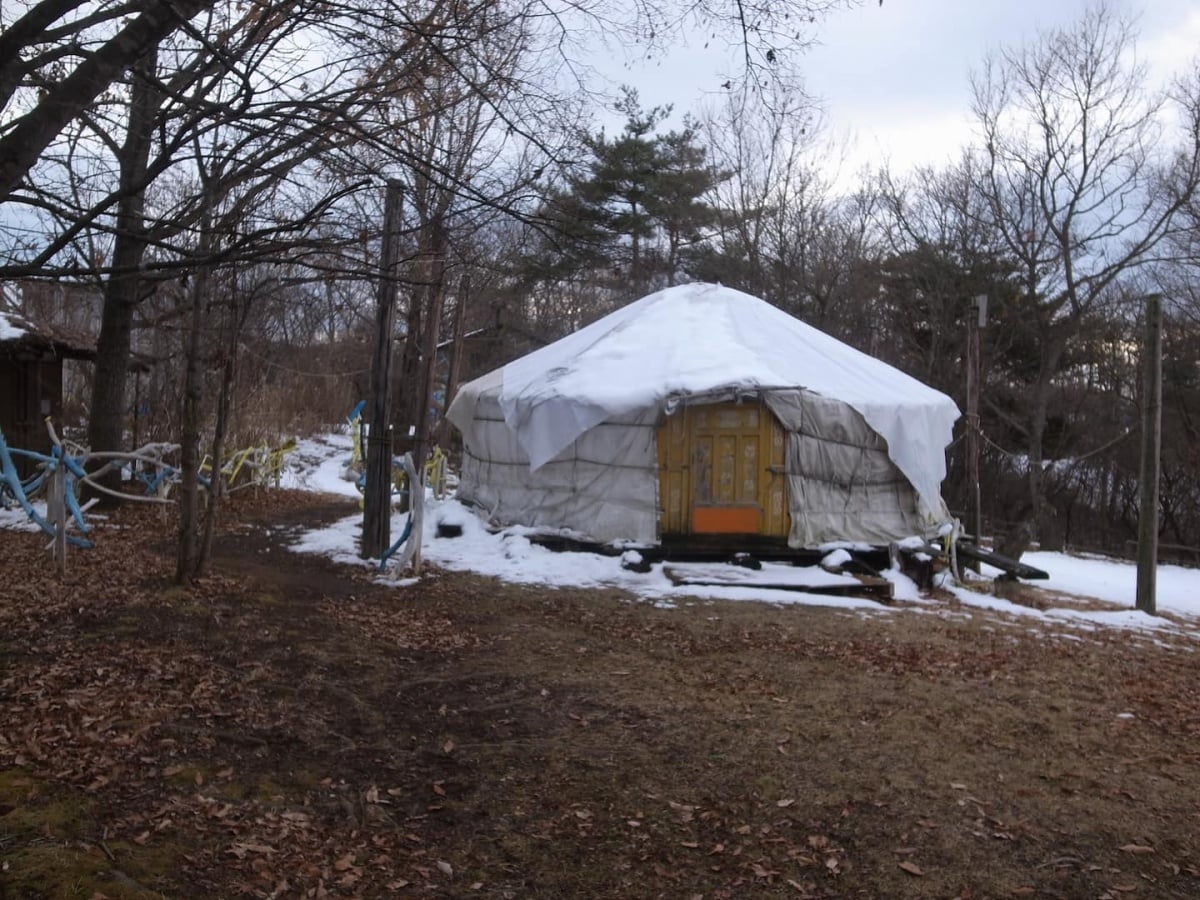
left=1066, top=427, right=1135, bottom=463
left=238, top=342, right=369, bottom=378
left=975, top=424, right=1134, bottom=464
left=976, top=427, right=1024, bottom=459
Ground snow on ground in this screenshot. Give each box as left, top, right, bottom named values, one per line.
left=942, top=580, right=1190, bottom=635
left=0, top=500, right=44, bottom=532
left=940, top=550, right=1200, bottom=633
left=274, top=433, right=1200, bottom=638
left=1022, top=550, right=1200, bottom=620
left=291, top=498, right=894, bottom=612
left=6, top=430, right=1200, bottom=638
left=280, top=432, right=360, bottom=498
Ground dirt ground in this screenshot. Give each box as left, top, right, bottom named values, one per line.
left=2, top=490, right=1200, bottom=900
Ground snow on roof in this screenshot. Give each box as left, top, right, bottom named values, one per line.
left=0, top=311, right=28, bottom=342
left=0, top=301, right=97, bottom=358
left=451, top=282, right=961, bottom=511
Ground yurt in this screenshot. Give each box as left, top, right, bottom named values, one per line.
left=446, top=283, right=960, bottom=547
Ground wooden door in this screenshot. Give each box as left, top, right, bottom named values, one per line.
left=657, top=401, right=789, bottom=539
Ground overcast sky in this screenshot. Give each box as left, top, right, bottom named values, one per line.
left=610, top=0, right=1200, bottom=179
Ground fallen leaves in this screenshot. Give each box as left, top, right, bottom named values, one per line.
left=4, top=490, right=1200, bottom=899
left=228, top=842, right=276, bottom=859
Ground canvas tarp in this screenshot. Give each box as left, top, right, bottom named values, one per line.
left=456, top=391, right=660, bottom=544
left=763, top=389, right=924, bottom=546
left=448, top=282, right=961, bottom=546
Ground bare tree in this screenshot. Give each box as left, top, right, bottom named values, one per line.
left=0, top=0, right=854, bottom=207
left=693, top=86, right=884, bottom=346
left=697, top=86, right=823, bottom=303
left=873, top=155, right=1007, bottom=391
left=970, top=1, right=1200, bottom=539
left=0, top=0, right=219, bottom=199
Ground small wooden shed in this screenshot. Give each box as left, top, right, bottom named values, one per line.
left=0, top=310, right=94, bottom=474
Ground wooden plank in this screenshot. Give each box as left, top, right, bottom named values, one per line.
left=955, top=541, right=1049, bottom=580
left=765, top=421, right=788, bottom=538
left=663, top=563, right=893, bottom=601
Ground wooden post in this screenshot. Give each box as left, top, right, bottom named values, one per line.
left=132, top=370, right=141, bottom=457
left=965, top=294, right=987, bottom=573
left=50, top=460, right=67, bottom=575
left=1136, top=293, right=1163, bottom=615
left=408, top=452, right=424, bottom=576
left=361, top=180, right=404, bottom=559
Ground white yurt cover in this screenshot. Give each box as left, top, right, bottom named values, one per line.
left=448, top=283, right=960, bottom=546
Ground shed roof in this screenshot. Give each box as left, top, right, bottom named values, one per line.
left=0, top=309, right=95, bottom=360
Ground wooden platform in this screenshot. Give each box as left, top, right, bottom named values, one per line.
left=528, top=532, right=893, bottom=570
left=662, top=562, right=894, bottom=602
left=526, top=533, right=1051, bottom=599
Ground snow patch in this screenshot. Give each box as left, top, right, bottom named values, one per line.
left=820, top=548, right=852, bottom=569
left=0, top=312, right=27, bottom=341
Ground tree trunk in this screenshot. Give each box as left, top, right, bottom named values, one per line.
left=197, top=349, right=234, bottom=576
left=1025, top=335, right=1066, bottom=549
left=361, top=180, right=404, bottom=559
left=1136, top=293, right=1162, bottom=615
left=396, top=294, right=423, bottom=455
left=0, top=0, right=214, bottom=200
left=175, top=194, right=213, bottom=584
left=437, top=271, right=470, bottom=448
left=412, top=214, right=448, bottom=477
left=198, top=281, right=250, bottom=574
left=87, top=47, right=159, bottom=499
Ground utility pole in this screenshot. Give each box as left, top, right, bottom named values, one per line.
left=361, top=180, right=403, bottom=559
left=965, top=294, right=987, bottom=570
left=1136, top=293, right=1163, bottom=615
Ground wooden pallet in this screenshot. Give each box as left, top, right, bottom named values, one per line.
left=662, top=562, right=894, bottom=602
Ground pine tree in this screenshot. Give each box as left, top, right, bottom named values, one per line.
left=523, top=87, right=725, bottom=307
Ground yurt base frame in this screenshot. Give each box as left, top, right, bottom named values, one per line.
left=526, top=533, right=1048, bottom=593
left=528, top=532, right=897, bottom=599
left=527, top=532, right=885, bottom=567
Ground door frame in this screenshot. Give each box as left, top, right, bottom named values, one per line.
left=656, top=399, right=789, bottom=540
